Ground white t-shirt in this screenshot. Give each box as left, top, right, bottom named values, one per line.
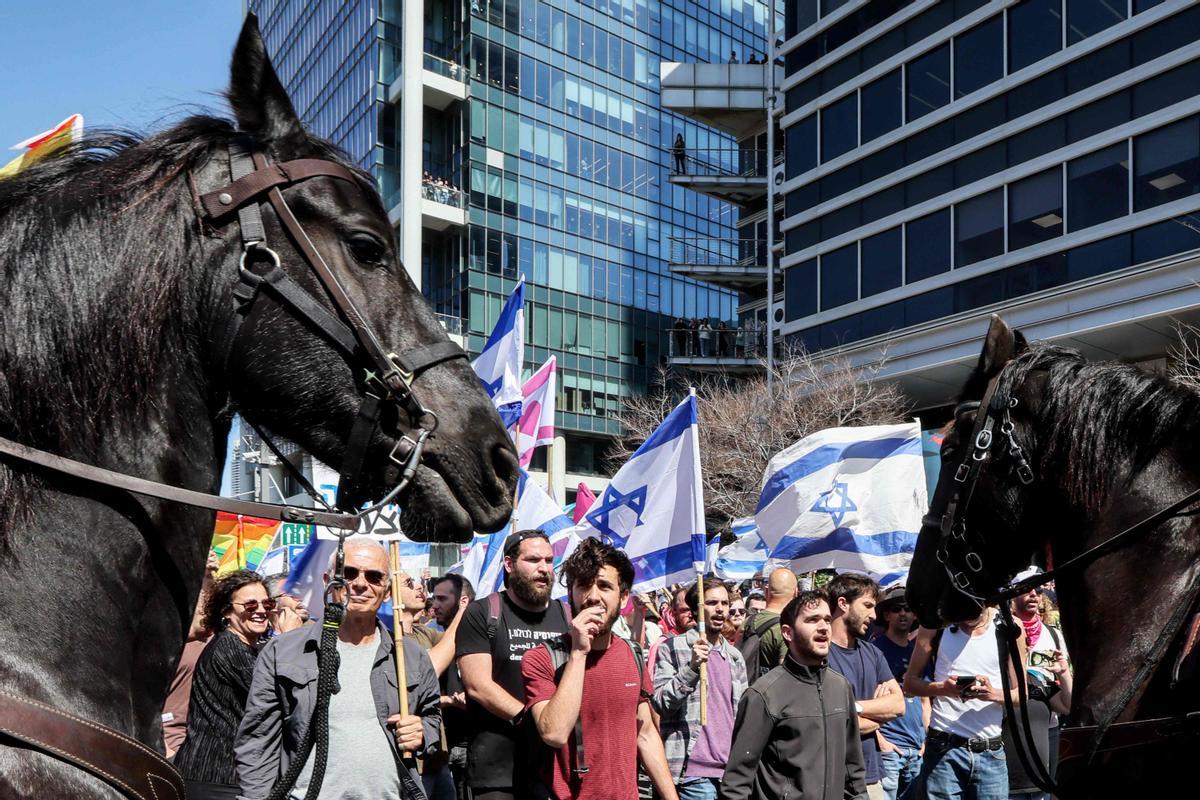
left=930, top=615, right=1005, bottom=740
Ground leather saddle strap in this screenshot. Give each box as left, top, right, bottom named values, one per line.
left=0, top=434, right=359, bottom=530
left=197, top=158, right=359, bottom=220
left=0, top=690, right=183, bottom=800
left=1059, top=712, right=1200, bottom=764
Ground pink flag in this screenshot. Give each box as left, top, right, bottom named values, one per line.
left=573, top=482, right=597, bottom=524
left=516, top=356, right=556, bottom=467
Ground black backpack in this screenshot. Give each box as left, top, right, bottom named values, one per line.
left=738, top=612, right=780, bottom=679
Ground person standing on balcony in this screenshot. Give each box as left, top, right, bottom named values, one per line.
left=698, top=321, right=713, bottom=358
left=672, top=134, right=687, bottom=174
left=729, top=50, right=739, bottom=63
left=673, top=318, right=689, bottom=358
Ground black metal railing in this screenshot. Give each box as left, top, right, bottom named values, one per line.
left=666, top=324, right=767, bottom=359
left=669, top=147, right=769, bottom=178
left=670, top=237, right=767, bottom=269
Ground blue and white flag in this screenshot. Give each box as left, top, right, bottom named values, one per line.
left=471, top=278, right=525, bottom=427
left=711, top=518, right=770, bottom=581
left=454, top=470, right=574, bottom=597
left=563, top=395, right=706, bottom=595
left=754, top=422, right=925, bottom=586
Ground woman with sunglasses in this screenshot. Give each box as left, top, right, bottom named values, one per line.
left=174, top=570, right=272, bottom=799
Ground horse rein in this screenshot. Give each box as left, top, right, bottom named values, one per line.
left=928, top=363, right=1200, bottom=795
left=0, top=138, right=464, bottom=800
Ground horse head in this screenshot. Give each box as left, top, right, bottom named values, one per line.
left=207, top=17, right=517, bottom=540
left=908, top=314, right=1040, bottom=627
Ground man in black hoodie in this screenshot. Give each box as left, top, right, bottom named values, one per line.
left=720, top=591, right=867, bottom=800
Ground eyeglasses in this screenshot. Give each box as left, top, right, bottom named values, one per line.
left=232, top=598, right=277, bottom=613
left=343, top=566, right=387, bottom=586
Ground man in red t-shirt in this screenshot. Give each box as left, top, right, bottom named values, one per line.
left=522, top=537, right=678, bottom=800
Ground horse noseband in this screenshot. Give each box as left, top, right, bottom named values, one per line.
left=197, top=138, right=465, bottom=511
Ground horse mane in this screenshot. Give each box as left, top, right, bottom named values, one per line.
left=997, top=344, right=1200, bottom=519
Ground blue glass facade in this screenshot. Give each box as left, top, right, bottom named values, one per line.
left=779, top=0, right=1200, bottom=353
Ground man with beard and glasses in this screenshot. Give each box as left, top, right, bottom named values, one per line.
left=522, top=537, right=678, bottom=800
left=652, top=579, right=748, bottom=800
left=456, top=530, right=571, bottom=800
left=720, top=591, right=866, bottom=800
left=869, top=586, right=930, bottom=800
left=827, top=574, right=905, bottom=800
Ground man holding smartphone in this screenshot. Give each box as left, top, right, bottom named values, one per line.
left=903, top=607, right=1022, bottom=800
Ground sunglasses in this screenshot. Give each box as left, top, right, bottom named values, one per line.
left=343, top=566, right=388, bottom=586
left=232, top=598, right=277, bottom=614
left=729, top=609, right=747, bottom=616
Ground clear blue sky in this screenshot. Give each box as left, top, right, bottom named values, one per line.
left=1, top=2, right=245, bottom=151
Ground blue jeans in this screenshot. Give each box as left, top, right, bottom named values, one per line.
left=881, top=747, right=923, bottom=800
left=920, top=737, right=1008, bottom=800
left=677, top=776, right=719, bottom=800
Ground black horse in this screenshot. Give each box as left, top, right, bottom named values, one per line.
left=0, top=18, right=517, bottom=798
left=907, top=315, right=1200, bottom=796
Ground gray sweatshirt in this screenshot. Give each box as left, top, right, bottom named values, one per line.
left=720, top=655, right=867, bottom=800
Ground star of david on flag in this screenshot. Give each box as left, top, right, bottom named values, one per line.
left=559, top=394, right=706, bottom=594
left=471, top=278, right=524, bottom=427
left=755, top=422, right=926, bottom=587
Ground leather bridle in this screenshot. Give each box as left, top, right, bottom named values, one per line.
left=0, top=139, right=466, bottom=799
left=925, top=363, right=1200, bottom=796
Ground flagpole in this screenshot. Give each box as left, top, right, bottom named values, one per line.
left=388, top=540, right=412, bottom=758
left=698, top=571, right=708, bottom=726
left=512, top=423, right=522, bottom=530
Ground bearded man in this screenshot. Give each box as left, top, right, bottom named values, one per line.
left=522, top=537, right=677, bottom=800
left=455, top=530, right=570, bottom=799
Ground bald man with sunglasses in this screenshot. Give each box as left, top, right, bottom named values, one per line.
left=236, top=536, right=441, bottom=800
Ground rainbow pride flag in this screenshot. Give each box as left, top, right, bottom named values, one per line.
left=211, top=512, right=282, bottom=576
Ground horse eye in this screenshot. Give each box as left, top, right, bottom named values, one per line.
left=346, top=234, right=386, bottom=267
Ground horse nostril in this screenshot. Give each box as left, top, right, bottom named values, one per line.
left=490, top=440, right=519, bottom=498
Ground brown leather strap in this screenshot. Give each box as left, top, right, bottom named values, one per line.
left=1059, top=712, right=1200, bottom=765
left=0, top=690, right=183, bottom=800
left=0, top=434, right=360, bottom=530
left=197, top=158, right=359, bottom=220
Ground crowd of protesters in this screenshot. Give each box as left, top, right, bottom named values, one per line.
left=164, top=531, right=1072, bottom=800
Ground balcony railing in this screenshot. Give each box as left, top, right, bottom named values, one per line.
left=670, top=147, right=768, bottom=178
left=424, top=53, right=467, bottom=83
left=666, top=324, right=768, bottom=359
left=671, top=237, right=767, bottom=269
left=422, top=180, right=466, bottom=208
left=436, top=313, right=464, bottom=336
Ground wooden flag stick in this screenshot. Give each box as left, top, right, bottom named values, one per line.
left=698, top=572, right=708, bottom=726
left=389, top=540, right=412, bottom=758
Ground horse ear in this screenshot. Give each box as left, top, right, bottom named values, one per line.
left=978, top=314, right=1019, bottom=379
left=228, top=13, right=306, bottom=150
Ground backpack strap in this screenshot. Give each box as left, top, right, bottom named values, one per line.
left=541, top=638, right=589, bottom=776
left=752, top=614, right=777, bottom=637
left=1046, top=624, right=1063, bottom=652
left=486, top=591, right=502, bottom=640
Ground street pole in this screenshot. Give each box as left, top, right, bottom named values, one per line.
left=764, top=0, right=777, bottom=396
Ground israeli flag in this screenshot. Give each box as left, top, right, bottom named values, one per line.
left=454, top=470, right=574, bottom=597
left=755, top=422, right=926, bottom=584
left=471, top=278, right=525, bottom=427
left=564, top=395, right=706, bottom=594
left=712, top=518, right=770, bottom=581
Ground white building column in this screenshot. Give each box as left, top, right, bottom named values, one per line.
left=399, top=0, right=424, bottom=289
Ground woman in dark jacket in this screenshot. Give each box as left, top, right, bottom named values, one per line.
left=173, top=570, right=272, bottom=799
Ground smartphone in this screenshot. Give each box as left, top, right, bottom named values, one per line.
left=955, top=675, right=977, bottom=689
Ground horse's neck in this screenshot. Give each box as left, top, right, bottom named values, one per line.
left=1057, top=453, right=1200, bottom=728
left=0, top=374, right=227, bottom=744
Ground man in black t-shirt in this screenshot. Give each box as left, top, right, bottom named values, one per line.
left=455, top=529, right=570, bottom=800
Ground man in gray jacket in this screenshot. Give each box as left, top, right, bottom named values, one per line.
left=720, top=590, right=867, bottom=800
left=235, top=536, right=440, bottom=799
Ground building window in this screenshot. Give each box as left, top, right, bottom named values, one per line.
left=906, top=44, right=950, bottom=122
left=786, top=116, right=818, bottom=179
left=955, top=189, right=1005, bottom=267
left=784, top=259, right=818, bottom=322
left=1067, top=143, right=1130, bottom=232
left=954, top=15, right=1003, bottom=99
left=820, top=243, right=858, bottom=310
left=860, top=69, right=902, bottom=144
left=1067, top=0, right=1127, bottom=46
left=1133, top=115, right=1200, bottom=212
left=1008, top=0, right=1062, bottom=73
left=821, top=94, right=858, bottom=163
left=861, top=227, right=903, bottom=297
left=1009, top=167, right=1064, bottom=251
left=905, top=208, right=951, bottom=282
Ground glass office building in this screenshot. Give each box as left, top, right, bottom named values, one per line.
left=250, top=0, right=764, bottom=482
left=778, top=0, right=1200, bottom=408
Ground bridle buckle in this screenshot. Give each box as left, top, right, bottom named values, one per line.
left=389, top=435, right=418, bottom=467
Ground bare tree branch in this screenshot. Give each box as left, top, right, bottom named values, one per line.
left=611, top=343, right=908, bottom=532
